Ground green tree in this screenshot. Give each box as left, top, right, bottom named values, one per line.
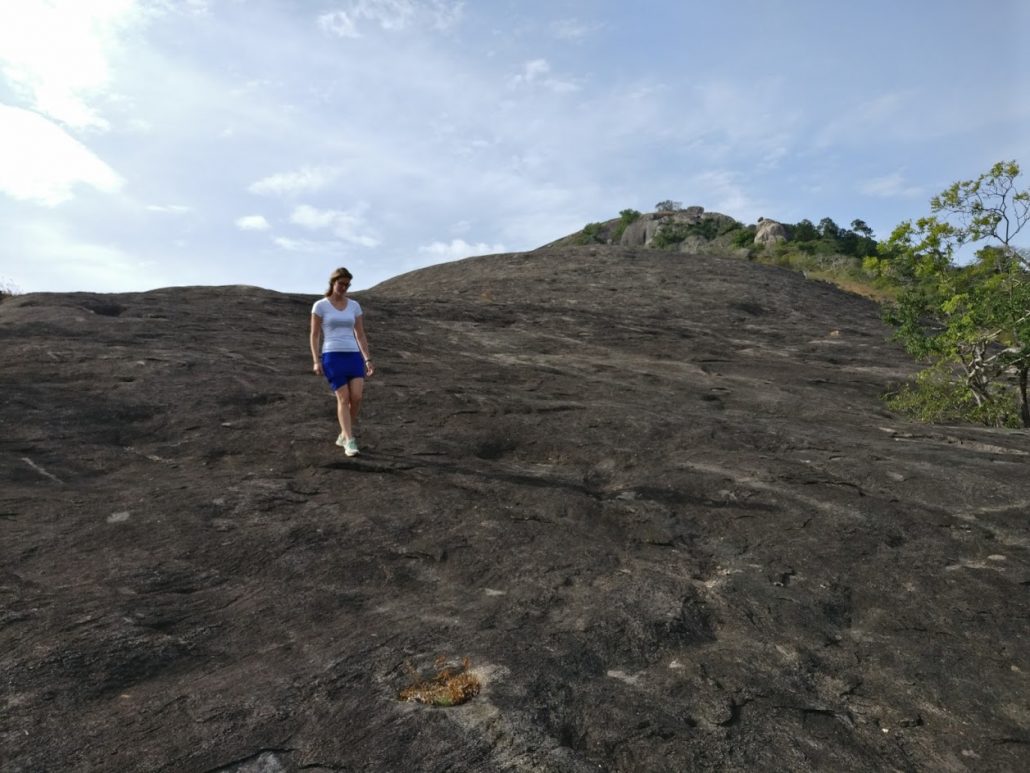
left=818, top=217, right=841, bottom=240
left=933, top=160, right=1030, bottom=266
left=881, top=161, right=1030, bottom=427
left=791, top=219, right=819, bottom=242
left=850, top=219, right=874, bottom=238
left=731, top=225, right=757, bottom=248
left=655, top=200, right=682, bottom=212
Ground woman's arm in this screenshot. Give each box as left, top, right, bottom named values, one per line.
left=310, top=314, right=323, bottom=374
left=354, top=315, right=375, bottom=376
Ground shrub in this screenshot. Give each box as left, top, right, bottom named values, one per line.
left=731, top=227, right=757, bottom=248
left=576, top=221, right=607, bottom=245
left=612, top=209, right=642, bottom=242
left=652, top=222, right=692, bottom=248
left=885, top=363, right=1023, bottom=428
left=652, top=218, right=728, bottom=248
left=655, top=199, right=682, bottom=212
left=689, top=219, right=719, bottom=240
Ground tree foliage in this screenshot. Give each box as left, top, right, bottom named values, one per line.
left=850, top=219, right=873, bottom=238
left=792, top=219, right=819, bottom=242
left=879, top=161, right=1030, bottom=427
left=612, top=209, right=642, bottom=242
left=818, top=217, right=841, bottom=240
left=788, top=217, right=876, bottom=258
left=575, top=221, right=607, bottom=245
left=932, top=160, right=1030, bottom=251
left=652, top=216, right=742, bottom=249
left=732, top=225, right=757, bottom=248
left=655, top=200, right=682, bottom=212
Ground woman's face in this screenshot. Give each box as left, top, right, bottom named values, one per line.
left=333, top=277, right=351, bottom=294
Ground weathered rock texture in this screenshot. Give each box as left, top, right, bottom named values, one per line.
left=618, top=209, right=738, bottom=251
left=755, top=218, right=789, bottom=245
left=617, top=215, right=662, bottom=247
left=2, top=246, right=1029, bottom=772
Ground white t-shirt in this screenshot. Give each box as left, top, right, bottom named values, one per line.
left=312, top=297, right=363, bottom=353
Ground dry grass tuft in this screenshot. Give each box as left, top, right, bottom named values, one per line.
left=804, top=270, right=896, bottom=302
left=399, top=656, right=481, bottom=707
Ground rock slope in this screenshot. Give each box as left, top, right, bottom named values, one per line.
left=2, top=246, right=1028, bottom=772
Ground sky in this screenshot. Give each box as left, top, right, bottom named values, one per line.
left=1, top=0, right=1028, bottom=295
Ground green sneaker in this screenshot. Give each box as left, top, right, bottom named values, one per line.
left=344, top=438, right=360, bottom=457
left=335, top=433, right=347, bottom=448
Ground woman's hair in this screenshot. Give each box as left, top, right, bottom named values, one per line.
left=325, top=267, right=353, bottom=296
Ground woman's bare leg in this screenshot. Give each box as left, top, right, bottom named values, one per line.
left=347, top=378, right=365, bottom=424
left=335, top=384, right=353, bottom=439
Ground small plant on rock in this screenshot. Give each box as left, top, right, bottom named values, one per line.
left=731, top=226, right=757, bottom=248
left=612, top=208, right=642, bottom=242
left=576, top=221, right=607, bottom=245
left=399, top=656, right=481, bottom=707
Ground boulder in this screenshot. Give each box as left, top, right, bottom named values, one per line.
left=619, top=215, right=664, bottom=247
left=699, top=211, right=739, bottom=229
left=755, top=218, right=789, bottom=244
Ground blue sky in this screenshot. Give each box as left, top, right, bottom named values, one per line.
left=1, top=0, right=1027, bottom=294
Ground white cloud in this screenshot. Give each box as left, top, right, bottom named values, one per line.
left=290, top=204, right=379, bottom=246
left=427, top=0, right=463, bottom=31
left=318, top=10, right=360, bottom=38
left=682, top=80, right=798, bottom=159
left=248, top=166, right=339, bottom=196
left=290, top=204, right=338, bottom=229
left=183, top=0, right=209, bottom=16
left=687, top=170, right=763, bottom=222
left=126, top=118, right=154, bottom=133
left=550, top=19, right=602, bottom=41
left=419, top=238, right=505, bottom=261
left=521, top=59, right=550, bottom=83
left=235, top=214, right=270, bottom=230
left=273, top=236, right=345, bottom=252
left=141, top=0, right=211, bottom=18
left=147, top=204, right=192, bottom=214
left=318, top=0, right=462, bottom=39
left=509, top=58, right=580, bottom=93
left=815, top=92, right=912, bottom=148
left=5, top=219, right=161, bottom=293
left=0, top=0, right=141, bottom=129
left=0, top=104, right=124, bottom=205
left=859, top=172, right=923, bottom=199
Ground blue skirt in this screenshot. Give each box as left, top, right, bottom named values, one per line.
left=321, top=351, right=366, bottom=391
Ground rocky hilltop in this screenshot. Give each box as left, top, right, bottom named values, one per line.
left=544, top=206, right=798, bottom=262
left=2, top=246, right=1029, bottom=772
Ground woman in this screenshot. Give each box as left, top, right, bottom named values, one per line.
left=310, top=267, right=375, bottom=456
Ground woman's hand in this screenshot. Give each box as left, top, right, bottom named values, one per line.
left=365, top=359, right=376, bottom=377
left=312, top=361, right=323, bottom=376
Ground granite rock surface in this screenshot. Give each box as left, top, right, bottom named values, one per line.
left=2, top=246, right=1029, bottom=772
